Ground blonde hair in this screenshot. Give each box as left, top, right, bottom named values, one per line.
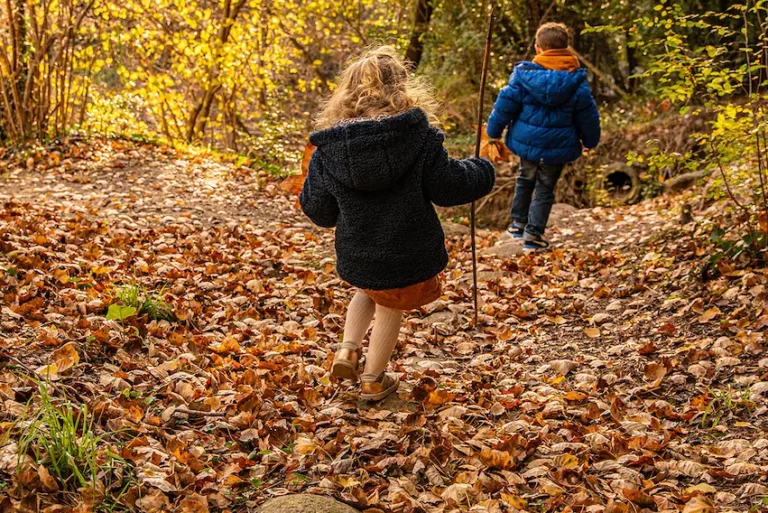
left=315, top=46, right=440, bottom=130
left=536, top=22, right=570, bottom=51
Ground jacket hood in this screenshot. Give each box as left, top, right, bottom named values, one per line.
left=513, top=62, right=586, bottom=107
left=309, top=108, right=429, bottom=191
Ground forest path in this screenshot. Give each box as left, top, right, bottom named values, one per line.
left=0, top=139, right=765, bottom=513
left=1, top=139, right=303, bottom=230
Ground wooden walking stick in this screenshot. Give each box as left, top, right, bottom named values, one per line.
left=471, top=7, right=495, bottom=327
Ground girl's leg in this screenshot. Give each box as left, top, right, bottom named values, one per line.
left=360, top=304, right=403, bottom=400
left=343, top=290, right=375, bottom=348
left=362, top=304, right=403, bottom=377
left=332, top=290, right=374, bottom=381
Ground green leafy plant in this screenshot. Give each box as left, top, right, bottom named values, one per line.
left=703, top=224, right=768, bottom=280
left=590, top=1, right=768, bottom=274
left=701, top=385, right=755, bottom=429
left=750, top=497, right=768, bottom=513
left=105, top=304, right=137, bottom=321
left=110, top=283, right=176, bottom=322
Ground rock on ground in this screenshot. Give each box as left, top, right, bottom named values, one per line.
left=480, top=239, right=523, bottom=257
left=547, top=203, right=577, bottom=226
left=257, top=494, right=360, bottom=513
left=441, top=220, right=470, bottom=236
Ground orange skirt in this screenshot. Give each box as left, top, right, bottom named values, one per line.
left=364, top=275, right=442, bottom=310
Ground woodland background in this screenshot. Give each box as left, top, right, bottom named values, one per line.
left=0, top=0, right=747, bottom=161
left=3, top=0, right=767, bottom=211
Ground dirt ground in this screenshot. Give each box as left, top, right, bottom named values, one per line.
left=0, top=139, right=766, bottom=513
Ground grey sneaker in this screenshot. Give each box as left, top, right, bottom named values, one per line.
left=523, top=233, right=550, bottom=251
left=507, top=222, right=525, bottom=239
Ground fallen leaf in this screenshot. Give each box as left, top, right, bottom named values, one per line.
left=209, top=336, right=241, bottom=354
left=699, top=307, right=721, bottom=323
left=479, top=448, right=514, bottom=469
left=683, top=495, right=714, bottom=513
left=584, top=327, right=601, bottom=338
left=36, top=343, right=80, bottom=379
left=684, top=483, right=717, bottom=495
left=441, top=483, right=473, bottom=505
left=550, top=359, right=578, bottom=375
left=644, top=362, right=666, bottom=381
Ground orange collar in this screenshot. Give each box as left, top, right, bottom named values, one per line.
left=533, top=49, right=580, bottom=72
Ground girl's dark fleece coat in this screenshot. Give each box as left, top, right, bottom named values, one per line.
left=300, top=108, right=495, bottom=291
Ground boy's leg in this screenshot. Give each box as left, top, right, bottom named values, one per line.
left=525, top=162, right=564, bottom=240
left=509, top=159, right=538, bottom=230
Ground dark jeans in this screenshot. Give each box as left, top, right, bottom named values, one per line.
left=510, top=159, right=564, bottom=238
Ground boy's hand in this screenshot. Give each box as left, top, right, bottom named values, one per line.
left=478, top=127, right=512, bottom=163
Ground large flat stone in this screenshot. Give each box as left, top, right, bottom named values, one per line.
left=547, top=203, right=577, bottom=226
left=480, top=239, right=523, bottom=257
left=257, top=494, right=360, bottom=513
left=441, top=221, right=470, bottom=236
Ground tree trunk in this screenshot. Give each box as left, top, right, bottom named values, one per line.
left=623, top=27, right=639, bottom=92
left=185, top=0, right=246, bottom=143
left=404, top=0, right=434, bottom=68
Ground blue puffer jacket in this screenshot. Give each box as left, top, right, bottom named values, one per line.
left=486, top=62, right=601, bottom=165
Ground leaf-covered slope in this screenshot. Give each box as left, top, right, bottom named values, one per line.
left=0, top=139, right=766, bottom=513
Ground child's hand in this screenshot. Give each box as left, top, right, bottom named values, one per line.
left=479, top=129, right=512, bottom=163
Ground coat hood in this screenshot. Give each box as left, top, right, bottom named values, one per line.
left=309, top=108, right=429, bottom=192
left=512, top=62, right=586, bottom=107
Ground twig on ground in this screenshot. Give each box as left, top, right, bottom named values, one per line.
left=173, top=407, right=227, bottom=418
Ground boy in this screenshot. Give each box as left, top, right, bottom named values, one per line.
left=486, top=22, right=601, bottom=250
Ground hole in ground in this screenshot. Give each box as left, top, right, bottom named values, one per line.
left=605, top=171, right=633, bottom=198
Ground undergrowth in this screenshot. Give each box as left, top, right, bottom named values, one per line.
left=700, top=385, right=755, bottom=429
left=110, top=283, right=176, bottom=322
left=14, top=380, right=130, bottom=508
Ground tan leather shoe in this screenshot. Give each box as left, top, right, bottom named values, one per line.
left=360, top=372, right=400, bottom=401
left=331, top=341, right=362, bottom=382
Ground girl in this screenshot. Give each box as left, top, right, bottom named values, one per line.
left=300, top=46, right=495, bottom=401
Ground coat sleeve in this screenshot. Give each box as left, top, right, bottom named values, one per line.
left=574, top=83, right=601, bottom=149
left=299, top=151, right=339, bottom=228
left=422, top=129, right=496, bottom=207
left=486, top=73, right=523, bottom=139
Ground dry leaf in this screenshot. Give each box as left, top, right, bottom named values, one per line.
left=441, top=483, right=473, bottom=505
left=478, top=126, right=512, bottom=163
left=699, top=306, right=721, bottom=323
left=479, top=448, right=514, bottom=469
left=280, top=142, right=315, bottom=196
left=209, top=336, right=242, bottom=354
left=682, top=495, right=715, bottom=513
left=38, top=465, right=59, bottom=492
left=644, top=362, right=667, bottom=381
left=554, top=453, right=579, bottom=469
left=684, top=483, right=717, bottom=494
left=36, top=343, right=80, bottom=379
left=178, top=494, right=209, bottom=513
left=584, top=327, right=601, bottom=338
left=550, top=359, right=578, bottom=375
